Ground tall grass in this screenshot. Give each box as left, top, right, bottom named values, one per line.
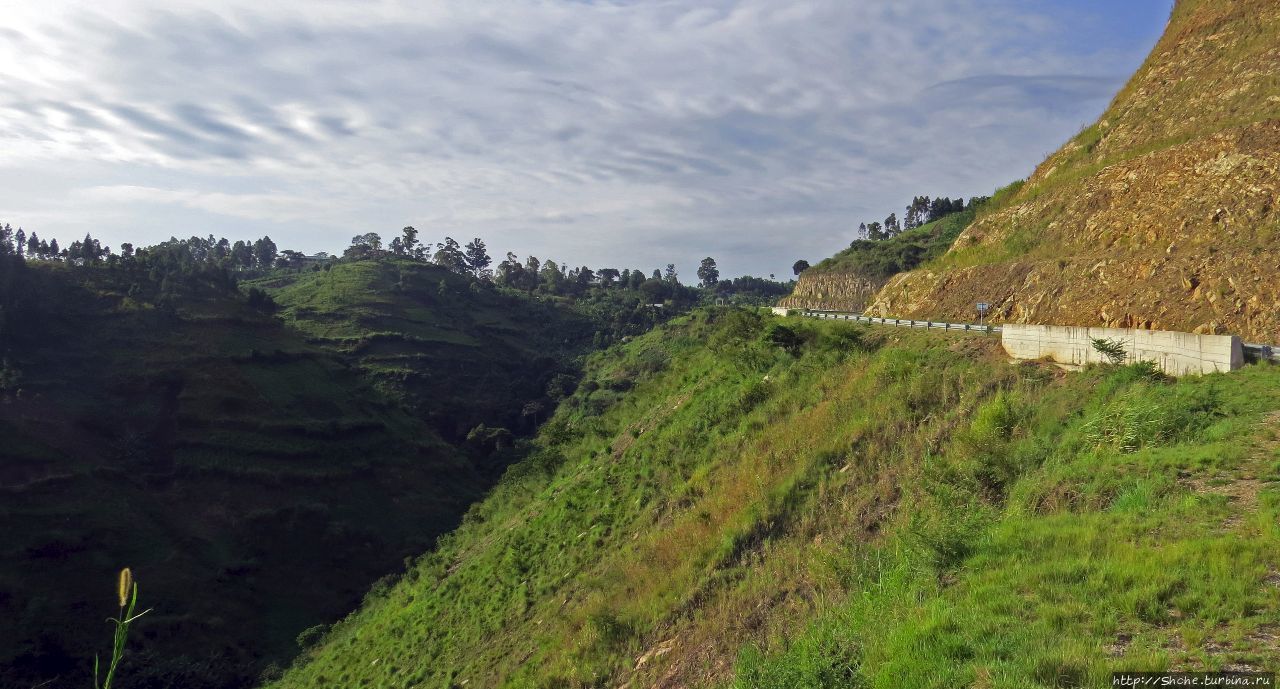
left=265, top=313, right=1280, bottom=689
left=94, top=568, right=150, bottom=689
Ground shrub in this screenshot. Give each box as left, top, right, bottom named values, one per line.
left=763, top=323, right=803, bottom=356
left=296, top=624, right=329, bottom=650
left=1091, top=337, right=1128, bottom=365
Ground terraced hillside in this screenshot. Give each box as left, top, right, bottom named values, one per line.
left=267, top=310, right=1280, bottom=688
left=252, top=259, right=594, bottom=446
left=864, top=0, right=1280, bottom=340
left=0, top=259, right=585, bottom=689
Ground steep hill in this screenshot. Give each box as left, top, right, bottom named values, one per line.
left=251, top=259, right=594, bottom=445
left=0, top=258, right=589, bottom=689
left=865, top=0, right=1280, bottom=340
left=266, top=310, right=1280, bottom=688
left=780, top=209, right=977, bottom=312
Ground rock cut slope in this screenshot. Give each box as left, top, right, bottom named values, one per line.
left=866, top=0, right=1280, bottom=341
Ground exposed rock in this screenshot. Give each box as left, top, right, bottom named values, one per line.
left=779, top=271, right=883, bottom=312
left=845, top=0, right=1280, bottom=343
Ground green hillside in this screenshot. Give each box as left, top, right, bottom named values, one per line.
left=780, top=206, right=985, bottom=313
left=0, top=256, right=589, bottom=689
left=268, top=310, right=1280, bottom=687
left=251, top=258, right=594, bottom=447
left=809, top=207, right=978, bottom=281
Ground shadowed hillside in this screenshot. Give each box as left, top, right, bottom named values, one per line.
left=252, top=258, right=594, bottom=446
left=865, top=0, right=1280, bottom=340
left=0, top=256, right=591, bottom=689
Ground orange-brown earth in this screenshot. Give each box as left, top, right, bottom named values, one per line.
left=836, top=0, right=1280, bottom=342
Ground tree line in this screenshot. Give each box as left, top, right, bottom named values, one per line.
left=855, top=194, right=989, bottom=242
left=341, top=226, right=788, bottom=304
left=0, top=222, right=792, bottom=317
left=787, top=193, right=993, bottom=276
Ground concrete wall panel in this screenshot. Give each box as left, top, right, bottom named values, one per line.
left=1001, top=324, right=1243, bottom=376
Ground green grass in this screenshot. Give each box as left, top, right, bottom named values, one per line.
left=248, top=259, right=594, bottom=442
left=736, top=363, right=1280, bottom=688
left=808, top=210, right=978, bottom=280
left=263, top=309, right=1280, bottom=688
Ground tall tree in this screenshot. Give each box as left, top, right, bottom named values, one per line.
left=401, top=226, right=419, bottom=257
left=26, top=232, right=39, bottom=259
left=463, top=238, right=491, bottom=278
left=792, top=259, right=810, bottom=275
left=663, top=263, right=679, bottom=284
left=253, top=236, right=278, bottom=267
left=231, top=240, right=253, bottom=268
left=496, top=252, right=522, bottom=287
left=540, top=259, right=564, bottom=293
left=697, top=257, right=719, bottom=288
left=14, top=229, right=24, bottom=258
left=434, top=237, right=468, bottom=273
left=884, top=213, right=901, bottom=237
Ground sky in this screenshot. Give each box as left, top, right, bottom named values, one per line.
left=0, top=0, right=1172, bottom=280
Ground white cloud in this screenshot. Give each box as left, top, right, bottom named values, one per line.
left=0, top=0, right=1171, bottom=277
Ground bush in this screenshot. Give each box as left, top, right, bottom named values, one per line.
left=1091, top=337, right=1128, bottom=365
left=763, top=323, right=803, bottom=356
left=296, top=624, right=329, bottom=650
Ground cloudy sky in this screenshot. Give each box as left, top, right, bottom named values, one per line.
left=1, top=0, right=1171, bottom=279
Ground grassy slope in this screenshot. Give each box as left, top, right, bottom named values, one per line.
left=268, top=310, right=1280, bottom=688
left=808, top=209, right=977, bottom=280
left=0, top=262, right=547, bottom=688
left=250, top=259, right=594, bottom=443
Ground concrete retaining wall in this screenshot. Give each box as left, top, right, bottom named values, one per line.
left=1001, top=324, right=1243, bottom=376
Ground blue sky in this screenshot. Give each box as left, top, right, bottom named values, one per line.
left=0, top=0, right=1171, bottom=279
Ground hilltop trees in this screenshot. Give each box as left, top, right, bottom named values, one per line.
left=884, top=213, right=900, bottom=236
left=854, top=194, right=972, bottom=243
left=401, top=226, right=421, bottom=258
left=433, top=238, right=467, bottom=273
left=464, top=238, right=491, bottom=278
left=792, top=260, right=810, bottom=275
left=254, top=236, right=279, bottom=267
left=1, top=217, right=794, bottom=341
left=697, top=257, right=719, bottom=288
left=346, top=233, right=383, bottom=260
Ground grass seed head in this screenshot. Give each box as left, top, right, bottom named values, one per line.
left=117, top=568, right=133, bottom=608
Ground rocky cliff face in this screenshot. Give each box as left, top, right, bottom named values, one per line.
left=864, top=0, right=1280, bottom=342
left=779, top=271, right=883, bottom=312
